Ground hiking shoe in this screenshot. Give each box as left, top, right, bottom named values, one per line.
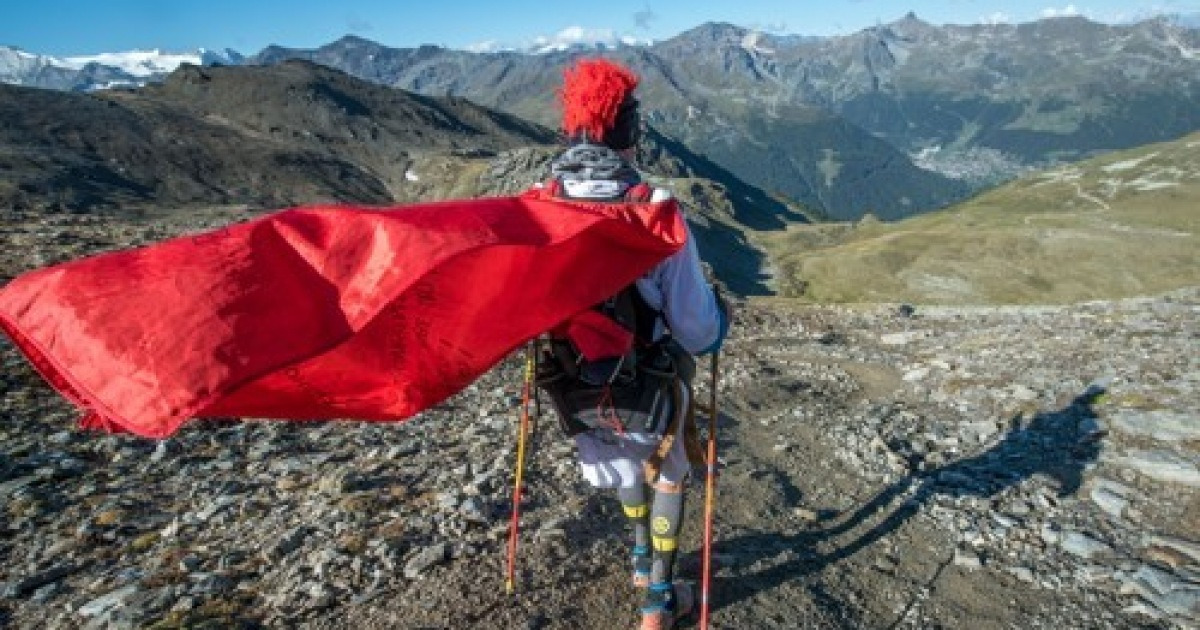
left=639, top=581, right=694, bottom=630
left=631, top=545, right=652, bottom=588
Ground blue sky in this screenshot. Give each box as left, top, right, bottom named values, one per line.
left=4, top=0, right=1199, bottom=56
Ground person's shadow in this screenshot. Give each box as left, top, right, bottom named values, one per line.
left=706, top=384, right=1108, bottom=620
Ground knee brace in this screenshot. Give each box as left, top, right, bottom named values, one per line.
left=649, top=481, right=686, bottom=582
left=649, top=481, right=684, bottom=551
left=618, top=484, right=650, bottom=548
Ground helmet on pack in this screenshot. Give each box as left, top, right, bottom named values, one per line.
left=559, top=58, right=641, bottom=151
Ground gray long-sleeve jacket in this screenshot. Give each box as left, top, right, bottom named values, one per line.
left=633, top=189, right=726, bottom=355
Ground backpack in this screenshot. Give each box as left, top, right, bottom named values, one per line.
left=533, top=149, right=678, bottom=436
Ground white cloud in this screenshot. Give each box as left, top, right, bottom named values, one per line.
left=531, top=26, right=628, bottom=52
left=465, top=40, right=506, bottom=53
left=464, top=25, right=652, bottom=55
left=1042, top=4, right=1082, bottom=19
left=984, top=12, right=1011, bottom=25
left=516, top=26, right=650, bottom=53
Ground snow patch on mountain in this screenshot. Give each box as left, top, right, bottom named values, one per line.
left=1042, top=5, right=1083, bottom=19
left=0, top=45, right=243, bottom=90
left=741, top=32, right=775, bottom=55
left=531, top=26, right=650, bottom=53
left=1164, top=29, right=1199, bottom=59
left=56, top=48, right=240, bottom=77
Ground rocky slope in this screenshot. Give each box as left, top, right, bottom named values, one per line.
left=0, top=60, right=556, bottom=213
left=0, top=209, right=1196, bottom=629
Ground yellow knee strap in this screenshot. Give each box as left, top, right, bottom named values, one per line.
left=623, top=504, right=649, bottom=519
left=651, top=535, right=678, bottom=552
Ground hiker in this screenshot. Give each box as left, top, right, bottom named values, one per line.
left=534, top=58, right=729, bottom=630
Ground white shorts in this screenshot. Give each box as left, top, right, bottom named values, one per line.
left=574, top=384, right=692, bottom=489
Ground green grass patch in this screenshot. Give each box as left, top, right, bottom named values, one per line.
left=764, top=131, right=1200, bottom=304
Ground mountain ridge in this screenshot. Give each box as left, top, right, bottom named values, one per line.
left=0, top=60, right=556, bottom=212
left=4, top=15, right=1199, bottom=222
left=249, top=33, right=969, bottom=220
left=243, top=15, right=1200, bottom=220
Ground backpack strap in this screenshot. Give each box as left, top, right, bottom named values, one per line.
left=625, top=282, right=660, bottom=345
left=643, top=379, right=707, bottom=483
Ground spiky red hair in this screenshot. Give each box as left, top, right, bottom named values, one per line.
left=559, top=58, right=640, bottom=142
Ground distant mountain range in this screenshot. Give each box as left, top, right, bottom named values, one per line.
left=0, top=46, right=243, bottom=91
left=2, top=14, right=1199, bottom=222
left=248, top=15, right=1200, bottom=219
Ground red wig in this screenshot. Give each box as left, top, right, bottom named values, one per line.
left=559, top=58, right=640, bottom=142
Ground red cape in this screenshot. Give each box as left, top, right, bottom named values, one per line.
left=0, top=192, right=685, bottom=438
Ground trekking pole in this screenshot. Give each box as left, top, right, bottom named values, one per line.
left=699, top=349, right=720, bottom=629
left=505, top=343, right=536, bottom=594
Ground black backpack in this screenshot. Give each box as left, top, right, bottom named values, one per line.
left=534, top=157, right=679, bottom=436
left=536, top=284, right=679, bottom=437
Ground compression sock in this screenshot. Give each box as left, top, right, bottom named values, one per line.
left=619, top=484, right=652, bottom=585
left=649, top=481, right=686, bottom=584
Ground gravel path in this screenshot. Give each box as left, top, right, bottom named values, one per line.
left=1, top=213, right=1197, bottom=629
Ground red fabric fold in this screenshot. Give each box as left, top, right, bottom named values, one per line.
left=562, top=310, right=635, bottom=361
left=0, top=194, right=685, bottom=438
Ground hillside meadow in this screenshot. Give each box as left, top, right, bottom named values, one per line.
left=763, top=131, right=1200, bottom=305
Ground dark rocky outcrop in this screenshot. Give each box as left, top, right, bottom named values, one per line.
left=0, top=60, right=557, bottom=214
